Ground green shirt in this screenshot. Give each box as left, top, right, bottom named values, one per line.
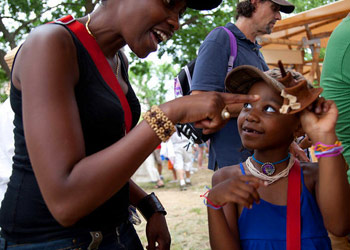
left=320, top=15, right=350, bottom=183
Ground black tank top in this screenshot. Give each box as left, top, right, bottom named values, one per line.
left=0, top=24, right=141, bottom=243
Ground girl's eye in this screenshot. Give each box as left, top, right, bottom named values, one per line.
left=265, top=106, right=276, bottom=113
left=243, top=103, right=252, bottom=109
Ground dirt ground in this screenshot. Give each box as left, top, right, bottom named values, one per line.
left=134, top=161, right=213, bottom=250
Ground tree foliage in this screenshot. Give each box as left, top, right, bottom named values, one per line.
left=0, top=0, right=338, bottom=103
left=129, top=60, right=176, bottom=109
left=0, top=0, right=98, bottom=77
left=0, top=0, right=99, bottom=101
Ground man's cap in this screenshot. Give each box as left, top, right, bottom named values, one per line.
left=225, top=65, right=323, bottom=114
left=239, top=0, right=295, bottom=14
left=187, top=0, right=222, bottom=10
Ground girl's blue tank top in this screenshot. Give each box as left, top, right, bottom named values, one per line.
left=238, top=163, right=331, bottom=250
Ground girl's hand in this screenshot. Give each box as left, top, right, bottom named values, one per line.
left=208, top=175, right=266, bottom=209
left=300, top=100, right=338, bottom=143
left=309, top=96, right=331, bottom=115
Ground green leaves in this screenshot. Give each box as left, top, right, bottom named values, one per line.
left=0, top=0, right=98, bottom=101
left=0, top=0, right=338, bottom=103
left=158, top=6, right=234, bottom=67
left=129, top=59, right=176, bottom=108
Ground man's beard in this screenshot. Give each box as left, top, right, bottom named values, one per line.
left=265, top=26, right=272, bottom=34
left=265, top=21, right=276, bottom=34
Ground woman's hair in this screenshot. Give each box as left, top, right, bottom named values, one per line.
left=235, top=0, right=269, bottom=20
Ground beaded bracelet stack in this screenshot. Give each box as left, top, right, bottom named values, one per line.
left=143, top=105, right=176, bottom=142
left=312, top=140, right=344, bottom=159
left=200, top=186, right=225, bottom=210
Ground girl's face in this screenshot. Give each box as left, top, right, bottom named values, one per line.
left=118, top=0, right=187, bottom=58
left=237, top=81, right=299, bottom=151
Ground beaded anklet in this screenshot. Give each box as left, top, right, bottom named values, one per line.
left=313, top=141, right=343, bottom=158
left=143, top=105, right=176, bottom=142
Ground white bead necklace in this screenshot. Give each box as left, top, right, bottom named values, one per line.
left=245, top=155, right=295, bottom=185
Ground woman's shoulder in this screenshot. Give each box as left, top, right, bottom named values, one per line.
left=13, top=22, right=79, bottom=90
left=26, top=22, right=73, bottom=45
left=18, top=22, right=75, bottom=63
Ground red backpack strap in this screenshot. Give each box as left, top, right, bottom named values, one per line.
left=286, top=159, right=301, bottom=250
left=53, top=15, right=132, bottom=133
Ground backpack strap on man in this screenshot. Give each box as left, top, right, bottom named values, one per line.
left=174, top=26, right=238, bottom=144
left=217, top=26, right=237, bottom=72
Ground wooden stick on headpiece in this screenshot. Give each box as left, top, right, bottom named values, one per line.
left=278, top=60, right=287, bottom=77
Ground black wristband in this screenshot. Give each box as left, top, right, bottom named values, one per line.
left=137, top=192, right=167, bottom=221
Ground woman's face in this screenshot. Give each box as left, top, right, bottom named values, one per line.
left=237, top=81, right=299, bottom=151
left=118, top=0, right=187, bottom=58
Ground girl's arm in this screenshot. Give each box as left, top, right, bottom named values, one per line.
left=14, top=25, right=259, bottom=227
left=208, top=202, right=240, bottom=250
left=300, top=100, right=350, bottom=236
left=207, top=168, right=264, bottom=249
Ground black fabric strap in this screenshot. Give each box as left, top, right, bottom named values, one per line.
left=137, top=192, right=167, bottom=221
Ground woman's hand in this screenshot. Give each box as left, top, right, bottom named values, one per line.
left=208, top=175, right=265, bottom=209
left=290, top=141, right=310, bottom=162
left=298, top=135, right=312, bottom=150
left=146, top=213, right=171, bottom=250
left=162, top=92, right=259, bottom=135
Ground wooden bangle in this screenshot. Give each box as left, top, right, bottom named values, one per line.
left=143, top=105, right=176, bottom=142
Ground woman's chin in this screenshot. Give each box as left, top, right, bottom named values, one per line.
left=134, top=48, right=157, bottom=59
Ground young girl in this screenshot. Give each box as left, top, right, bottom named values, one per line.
left=205, top=65, right=350, bottom=249
left=0, top=0, right=263, bottom=249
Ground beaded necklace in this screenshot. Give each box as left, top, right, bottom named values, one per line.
left=252, top=153, right=290, bottom=176
left=245, top=155, right=295, bottom=185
